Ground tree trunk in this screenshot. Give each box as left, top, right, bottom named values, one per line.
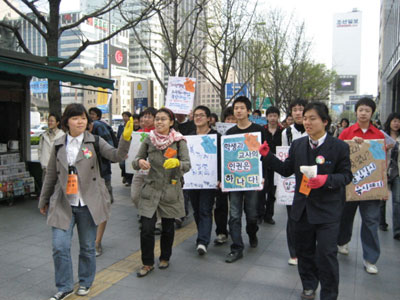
left=47, top=0, right=62, bottom=116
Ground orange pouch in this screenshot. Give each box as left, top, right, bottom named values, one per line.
left=164, top=147, right=177, bottom=158
left=66, top=174, right=78, bottom=195
left=299, top=175, right=311, bottom=196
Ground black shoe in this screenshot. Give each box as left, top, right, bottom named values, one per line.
left=394, top=233, right=400, bottom=240
left=249, top=234, right=258, bottom=248
left=225, top=251, right=243, bottom=263
left=49, top=290, right=73, bottom=300
left=379, top=224, right=388, bottom=231
left=264, top=218, right=276, bottom=225
left=301, top=289, right=316, bottom=300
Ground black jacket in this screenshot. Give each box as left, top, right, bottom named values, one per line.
left=263, top=134, right=352, bottom=224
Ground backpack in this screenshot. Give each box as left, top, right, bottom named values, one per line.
left=55, top=135, right=105, bottom=178
left=107, top=125, right=118, bottom=147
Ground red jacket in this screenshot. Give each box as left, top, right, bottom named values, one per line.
left=339, top=122, right=384, bottom=141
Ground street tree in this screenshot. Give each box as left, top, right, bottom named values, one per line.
left=0, top=0, right=166, bottom=115
left=190, top=0, right=258, bottom=116
left=126, top=0, right=209, bottom=94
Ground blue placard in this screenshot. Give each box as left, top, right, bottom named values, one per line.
left=225, top=83, right=249, bottom=99
left=249, top=115, right=268, bottom=126
left=221, top=133, right=263, bottom=191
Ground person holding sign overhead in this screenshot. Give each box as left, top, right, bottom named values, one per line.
left=259, top=102, right=352, bottom=300
left=132, top=108, right=191, bottom=277
left=224, top=96, right=266, bottom=263
left=337, top=97, right=385, bottom=275
left=38, top=104, right=133, bottom=300
left=188, top=105, right=221, bottom=255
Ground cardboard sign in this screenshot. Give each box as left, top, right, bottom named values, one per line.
left=221, top=133, right=263, bottom=191
left=274, top=146, right=295, bottom=205
left=165, top=76, right=196, bottom=114
left=125, top=132, right=150, bottom=174
left=183, top=134, right=218, bottom=189
left=215, top=122, right=236, bottom=135
left=345, top=139, right=389, bottom=201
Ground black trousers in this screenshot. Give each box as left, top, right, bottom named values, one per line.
left=140, top=213, right=175, bottom=266
left=295, top=210, right=340, bottom=300
left=286, top=206, right=296, bottom=258
left=214, top=190, right=229, bottom=236
left=264, top=170, right=276, bottom=219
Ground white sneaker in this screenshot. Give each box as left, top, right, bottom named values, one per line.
left=288, top=257, right=298, bottom=266
left=337, top=244, right=349, bottom=255
left=363, top=260, right=378, bottom=274
left=214, top=234, right=228, bottom=245
left=197, top=244, right=207, bottom=255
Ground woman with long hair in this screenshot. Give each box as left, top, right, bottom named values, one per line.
left=133, top=108, right=191, bottom=277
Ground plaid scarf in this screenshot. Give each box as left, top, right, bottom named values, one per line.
left=149, top=128, right=186, bottom=150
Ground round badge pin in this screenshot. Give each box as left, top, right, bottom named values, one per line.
left=316, top=155, right=325, bottom=164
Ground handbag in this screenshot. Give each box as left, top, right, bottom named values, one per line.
left=388, top=142, right=399, bottom=184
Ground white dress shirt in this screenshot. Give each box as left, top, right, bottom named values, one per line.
left=309, top=133, right=327, bottom=149
left=66, top=133, right=86, bottom=207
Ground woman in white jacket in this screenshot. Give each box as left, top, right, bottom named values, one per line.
left=38, top=113, right=65, bottom=176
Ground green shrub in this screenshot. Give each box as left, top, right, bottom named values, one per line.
left=31, top=137, right=40, bottom=145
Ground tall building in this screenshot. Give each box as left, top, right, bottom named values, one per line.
left=331, top=9, right=363, bottom=106
left=378, top=0, right=400, bottom=121
left=12, top=11, right=129, bottom=107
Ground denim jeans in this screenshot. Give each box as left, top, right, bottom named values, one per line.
left=229, top=191, right=259, bottom=252
left=189, top=189, right=216, bottom=246
left=391, top=176, right=400, bottom=237
left=337, top=200, right=380, bottom=264
left=52, top=206, right=97, bottom=292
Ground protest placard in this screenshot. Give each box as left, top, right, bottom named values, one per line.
left=249, top=115, right=268, bottom=126
left=345, top=139, right=389, bottom=201
left=274, top=146, right=295, bottom=205
left=183, top=134, right=218, bottom=189
left=165, top=76, right=196, bottom=114
left=215, top=122, right=236, bottom=135
left=125, top=132, right=150, bottom=174
left=221, top=133, right=263, bottom=191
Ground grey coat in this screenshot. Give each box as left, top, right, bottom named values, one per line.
left=132, top=137, right=191, bottom=219
left=38, top=131, right=130, bottom=230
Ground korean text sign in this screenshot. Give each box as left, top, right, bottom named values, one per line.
left=183, top=134, right=218, bottom=189
left=165, top=76, right=196, bottom=114
left=274, top=146, right=295, bottom=205
left=125, top=132, right=149, bottom=174
left=221, top=133, right=262, bottom=191
left=345, top=139, right=388, bottom=201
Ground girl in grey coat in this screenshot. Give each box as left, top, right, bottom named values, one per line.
left=133, top=108, right=191, bottom=277
left=38, top=104, right=133, bottom=300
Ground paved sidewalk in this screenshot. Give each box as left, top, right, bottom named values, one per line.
left=0, top=164, right=399, bottom=300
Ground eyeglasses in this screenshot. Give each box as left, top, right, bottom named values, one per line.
left=194, top=114, right=207, bottom=118
left=155, top=117, right=169, bottom=122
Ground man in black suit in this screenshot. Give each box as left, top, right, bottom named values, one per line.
left=260, top=102, right=352, bottom=300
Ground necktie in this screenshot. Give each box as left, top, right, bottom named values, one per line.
left=310, top=140, right=318, bottom=149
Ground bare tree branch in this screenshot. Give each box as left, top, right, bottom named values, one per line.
left=0, top=21, right=32, bottom=54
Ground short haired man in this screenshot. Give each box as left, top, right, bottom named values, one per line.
left=337, top=97, right=384, bottom=274
left=223, top=107, right=237, bottom=123
left=225, top=96, right=266, bottom=263
left=261, top=106, right=283, bottom=225
left=281, top=99, right=308, bottom=266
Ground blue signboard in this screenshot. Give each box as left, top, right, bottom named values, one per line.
left=30, top=80, right=48, bottom=93
left=225, top=83, right=249, bottom=99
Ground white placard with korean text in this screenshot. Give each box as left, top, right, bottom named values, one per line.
left=274, top=146, right=295, bottom=205
left=165, top=76, right=196, bottom=114
left=125, top=132, right=150, bottom=174
left=183, top=134, right=218, bottom=189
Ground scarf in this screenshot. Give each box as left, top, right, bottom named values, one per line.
left=149, top=128, right=186, bottom=150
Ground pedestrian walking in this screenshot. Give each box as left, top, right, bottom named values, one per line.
left=38, top=103, right=133, bottom=300
left=133, top=108, right=191, bottom=277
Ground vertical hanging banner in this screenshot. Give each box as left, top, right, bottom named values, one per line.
left=165, top=76, right=196, bottom=114
left=221, top=133, right=262, bottom=191
left=125, top=132, right=150, bottom=174
left=345, top=139, right=389, bottom=201
left=183, top=134, right=218, bottom=189
left=274, top=146, right=295, bottom=205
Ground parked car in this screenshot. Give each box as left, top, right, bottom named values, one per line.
left=30, top=124, right=48, bottom=137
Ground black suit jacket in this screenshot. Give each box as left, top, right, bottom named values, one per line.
left=264, top=134, right=352, bottom=224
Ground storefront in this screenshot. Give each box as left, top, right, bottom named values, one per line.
left=0, top=49, right=114, bottom=203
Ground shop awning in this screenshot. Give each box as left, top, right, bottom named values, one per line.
left=0, top=54, right=114, bottom=90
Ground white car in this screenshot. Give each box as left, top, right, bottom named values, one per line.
left=30, top=124, right=48, bottom=137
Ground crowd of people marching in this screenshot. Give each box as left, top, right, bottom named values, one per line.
left=36, top=96, right=399, bottom=300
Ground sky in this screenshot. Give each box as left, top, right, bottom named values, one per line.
left=260, top=0, right=381, bottom=96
